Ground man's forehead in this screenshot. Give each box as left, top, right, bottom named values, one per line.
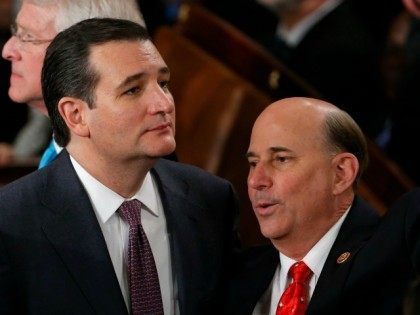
left=16, top=2, right=57, bottom=34
left=249, top=112, right=326, bottom=154
left=257, top=102, right=326, bottom=134
left=89, top=39, right=158, bottom=61
left=88, top=40, right=168, bottom=86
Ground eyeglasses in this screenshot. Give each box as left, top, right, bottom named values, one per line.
left=10, top=23, right=54, bottom=47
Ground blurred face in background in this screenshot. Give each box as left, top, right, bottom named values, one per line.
left=2, top=1, right=57, bottom=114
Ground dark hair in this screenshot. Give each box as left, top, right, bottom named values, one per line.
left=324, top=108, right=368, bottom=189
left=41, top=18, right=151, bottom=147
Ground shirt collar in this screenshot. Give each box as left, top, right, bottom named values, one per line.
left=279, top=205, right=350, bottom=279
left=52, top=138, right=63, bottom=154
left=69, top=155, right=159, bottom=224
left=277, top=0, right=343, bottom=47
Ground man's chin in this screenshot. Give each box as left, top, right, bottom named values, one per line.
left=149, top=148, right=176, bottom=159
left=8, top=89, right=28, bottom=104
left=8, top=89, right=47, bottom=113
left=144, top=143, right=176, bottom=159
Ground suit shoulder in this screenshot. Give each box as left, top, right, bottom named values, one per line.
left=154, top=158, right=232, bottom=187
left=388, top=187, right=420, bottom=221
left=393, top=187, right=420, bottom=206
left=0, top=169, right=45, bottom=201
left=353, top=196, right=381, bottom=223
left=152, top=159, right=238, bottom=210
left=0, top=170, right=47, bottom=228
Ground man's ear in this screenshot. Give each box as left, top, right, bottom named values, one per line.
left=58, top=97, right=90, bottom=138
left=332, top=152, right=359, bottom=195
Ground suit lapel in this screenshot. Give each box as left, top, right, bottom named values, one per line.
left=152, top=161, right=217, bottom=314
left=233, top=246, right=279, bottom=315
left=307, top=197, right=381, bottom=315
left=41, top=151, right=128, bottom=315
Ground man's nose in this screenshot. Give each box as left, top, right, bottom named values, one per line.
left=248, top=164, right=273, bottom=191
left=147, top=84, right=175, bottom=115
left=2, top=36, right=21, bottom=62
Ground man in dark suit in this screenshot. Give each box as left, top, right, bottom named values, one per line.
left=0, top=18, right=238, bottom=315
left=225, top=97, right=420, bottom=314
left=0, top=0, right=145, bottom=167
left=205, top=0, right=388, bottom=139
left=260, top=0, right=388, bottom=139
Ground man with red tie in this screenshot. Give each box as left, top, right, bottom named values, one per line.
left=225, top=97, right=420, bottom=314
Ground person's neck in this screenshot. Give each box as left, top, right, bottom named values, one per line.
left=272, top=193, right=353, bottom=261
left=272, top=229, right=329, bottom=261
left=67, top=143, right=156, bottom=198
left=28, top=99, right=49, bottom=116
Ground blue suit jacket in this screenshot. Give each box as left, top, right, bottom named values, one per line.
left=0, top=150, right=238, bottom=315
left=224, top=193, right=420, bottom=314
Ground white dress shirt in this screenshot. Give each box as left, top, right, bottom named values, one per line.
left=70, top=156, right=177, bottom=314
left=253, top=207, right=350, bottom=315
left=276, top=0, right=343, bottom=47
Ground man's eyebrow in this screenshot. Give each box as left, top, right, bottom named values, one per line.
left=117, top=72, right=145, bottom=90
left=117, top=67, right=170, bottom=90
left=14, top=22, right=46, bottom=37
left=12, top=22, right=29, bottom=34
left=159, top=67, right=170, bottom=76
left=246, top=146, right=293, bottom=159
left=270, top=146, right=292, bottom=153
left=245, top=151, right=256, bottom=159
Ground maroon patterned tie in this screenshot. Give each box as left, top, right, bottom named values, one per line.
left=118, top=199, right=164, bottom=315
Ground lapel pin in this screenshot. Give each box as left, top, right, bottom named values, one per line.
left=337, top=251, right=351, bottom=264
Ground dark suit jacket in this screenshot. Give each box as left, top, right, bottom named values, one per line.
left=259, top=1, right=387, bottom=138
left=0, top=150, right=238, bottom=315
left=224, top=195, right=420, bottom=314
left=297, top=3, right=387, bottom=137
left=225, top=198, right=388, bottom=315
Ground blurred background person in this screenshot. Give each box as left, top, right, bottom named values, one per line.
left=386, top=0, right=420, bottom=184
left=0, top=0, right=145, bottom=167
left=0, top=0, right=34, bottom=166
left=201, top=0, right=401, bottom=140
left=0, top=108, right=50, bottom=166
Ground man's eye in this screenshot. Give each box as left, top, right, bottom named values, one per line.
left=21, top=33, right=35, bottom=42
left=159, top=80, right=169, bottom=89
left=275, top=156, right=288, bottom=163
left=124, top=86, right=140, bottom=95
left=248, top=160, right=257, bottom=168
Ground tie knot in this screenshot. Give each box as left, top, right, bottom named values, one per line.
left=118, top=199, right=142, bottom=226
left=289, top=261, right=312, bottom=284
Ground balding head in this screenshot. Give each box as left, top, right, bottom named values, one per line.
left=247, top=97, right=367, bottom=258
left=254, top=97, right=368, bottom=187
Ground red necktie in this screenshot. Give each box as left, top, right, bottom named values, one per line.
left=276, top=261, right=313, bottom=315
left=118, top=200, right=164, bottom=315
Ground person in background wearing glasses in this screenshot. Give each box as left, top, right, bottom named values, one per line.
left=0, top=17, right=239, bottom=315
left=0, top=0, right=50, bottom=167
left=0, top=0, right=145, bottom=167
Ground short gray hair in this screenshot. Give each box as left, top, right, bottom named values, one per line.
left=324, top=108, right=368, bottom=189
left=19, top=0, right=145, bottom=32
